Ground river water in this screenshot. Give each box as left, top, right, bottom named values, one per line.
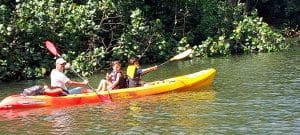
left=0, top=46, right=299, bottom=134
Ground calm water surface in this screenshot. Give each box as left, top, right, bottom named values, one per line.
left=0, top=46, right=299, bottom=134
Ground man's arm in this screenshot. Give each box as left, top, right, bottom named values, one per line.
left=66, top=80, right=88, bottom=87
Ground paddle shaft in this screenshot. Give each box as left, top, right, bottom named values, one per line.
left=69, top=68, right=95, bottom=90
left=157, top=60, right=170, bottom=67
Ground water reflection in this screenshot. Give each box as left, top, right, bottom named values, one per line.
left=0, top=86, right=216, bottom=134
left=88, top=88, right=217, bottom=134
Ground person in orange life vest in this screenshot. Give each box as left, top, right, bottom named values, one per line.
left=96, top=60, right=123, bottom=93
left=126, top=57, right=158, bottom=87
left=47, top=58, right=90, bottom=96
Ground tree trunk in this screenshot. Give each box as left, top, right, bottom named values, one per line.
left=244, top=0, right=251, bottom=15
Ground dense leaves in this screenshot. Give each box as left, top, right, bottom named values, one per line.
left=0, top=0, right=295, bottom=82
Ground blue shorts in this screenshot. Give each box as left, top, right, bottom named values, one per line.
left=68, top=87, right=82, bottom=94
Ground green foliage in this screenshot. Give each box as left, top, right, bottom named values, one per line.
left=0, top=0, right=294, bottom=82
left=193, top=4, right=289, bottom=57
left=0, top=0, right=120, bottom=81
left=197, top=0, right=221, bottom=37
left=113, top=8, right=171, bottom=63
left=230, top=15, right=288, bottom=53
left=71, top=47, right=107, bottom=77
left=193, top=36, right=230, bottom=57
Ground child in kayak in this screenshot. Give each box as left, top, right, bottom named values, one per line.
left=96, top=61, right=124, bottom=93
left=126, top=57, right=158, bottom=87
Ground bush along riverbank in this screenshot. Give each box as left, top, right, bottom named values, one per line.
left=0, top=1, right=297, bottom=82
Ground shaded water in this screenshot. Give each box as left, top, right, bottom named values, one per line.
left=0, top=46, right=299, bottom=134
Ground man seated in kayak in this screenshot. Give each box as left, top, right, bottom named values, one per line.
left=126, top=57, right=158, bottom=87
left=47, top=58, right=90, bottom=96
left=96, top=60, right=124, bottom=93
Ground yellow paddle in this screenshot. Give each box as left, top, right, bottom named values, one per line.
left=158, top=49, right=193, bottom=67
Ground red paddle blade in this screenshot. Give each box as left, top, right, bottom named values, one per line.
left=44, top=40, right=61, bottom=57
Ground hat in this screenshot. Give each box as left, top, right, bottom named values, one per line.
left=56, top=58, right=67, bottom=65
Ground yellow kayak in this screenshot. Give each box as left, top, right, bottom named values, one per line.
left=108, top=68, right=216, bottom=100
